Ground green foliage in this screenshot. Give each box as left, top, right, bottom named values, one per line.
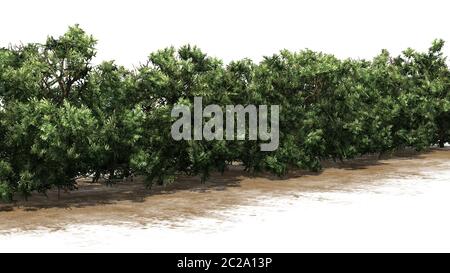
left=0, top=25, right=449, bottom=201
left=0, top=160, right=14, bottom=202
left=1, top=99, right=98, bottom=198
left=0, top=25, right=95, bottom=104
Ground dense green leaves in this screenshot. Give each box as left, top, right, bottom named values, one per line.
left=1, top=99, right=98, bottom=198
left=0, top=26, right=449, bottom=201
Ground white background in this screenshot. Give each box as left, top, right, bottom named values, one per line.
left=1, top=0, right=449, bottom=67
left=1, top=0, right=450, bottom=252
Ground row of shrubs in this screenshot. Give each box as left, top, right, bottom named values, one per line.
left=1, top=25, right=449, bottom=201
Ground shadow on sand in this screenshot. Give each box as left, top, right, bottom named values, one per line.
left=0, top=147, right=441, bottom=212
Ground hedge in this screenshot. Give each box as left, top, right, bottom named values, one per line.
left=0, top=25, right=449, bottom=201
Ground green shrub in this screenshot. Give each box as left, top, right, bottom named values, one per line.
left=0, top=26, right=448, bottom=200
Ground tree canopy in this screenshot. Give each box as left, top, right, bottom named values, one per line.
left=1, top=26, right=449, bottom=201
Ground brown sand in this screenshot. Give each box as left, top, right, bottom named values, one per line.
left=1, top=148, right=449, bottom=232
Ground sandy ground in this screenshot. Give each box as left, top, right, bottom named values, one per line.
left=0, top=148, right=449, bottom=252
left=1, top=148, right=448, bottom=231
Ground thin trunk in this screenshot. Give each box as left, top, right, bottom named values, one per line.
left=439, top=129, right=445, bottom=148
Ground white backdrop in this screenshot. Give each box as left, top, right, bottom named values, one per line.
left=1, top=0, right=449, bottom=67
left=1, top=0, right=450, bottom=252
